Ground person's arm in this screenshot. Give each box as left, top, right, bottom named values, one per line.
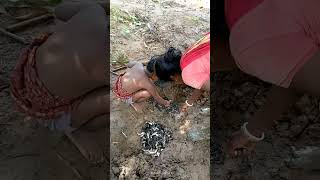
left=181, top=89, right=204, bottom=112
left=229, top=85, right=299, bottom=156
left=143, top=79, right=170, bottom=107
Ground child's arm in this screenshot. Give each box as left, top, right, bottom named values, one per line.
left=143, top=79, right=170, bottom=107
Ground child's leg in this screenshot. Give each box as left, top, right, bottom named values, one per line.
left=66, top=87, right=108, bottom=163
left=71, top=87, right=108, bottom=128
left=82, top=114, right=108, bottom=131
left=132, top=90, right=151, bottom=103
left=130, top=90, right=151, bottom=112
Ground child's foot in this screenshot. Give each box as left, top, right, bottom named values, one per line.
left=65, top=129, right=104, bottom=164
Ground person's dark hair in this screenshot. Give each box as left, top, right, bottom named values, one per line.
left=147, top=47, right=182, bottom=81
left=146, top=57, right=156, bottom=74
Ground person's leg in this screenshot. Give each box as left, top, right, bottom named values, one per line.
left=290, top=50, right=320, bottom=97
left=130, top=90, right=151, bottom=112
left=65, top=114, right=108, bottom=164
left=229, top=50, right=320, bottom=157
left=132, top=90, right=151, bottom=102
left=65, top=87, right=108, bottom=163
left=71, top=87, right=108, bottom=128
left=229, top=85, right=299, bottom=156
left=82, top=114, right=108, bottom=131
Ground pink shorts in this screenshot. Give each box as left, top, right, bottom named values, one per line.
left=229, top=0, right=320, bottom=87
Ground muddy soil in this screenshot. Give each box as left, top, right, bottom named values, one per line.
left=212, top=70, right=320, bottom=180
left=110, top=0, right=210, bottom=179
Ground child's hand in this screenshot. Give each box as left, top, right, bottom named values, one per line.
left=164, top=100, right=171, bottom=107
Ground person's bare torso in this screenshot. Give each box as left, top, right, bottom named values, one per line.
left=36, top=9, right=108, bottom=98
left=121, top=63, right=149, bottom=94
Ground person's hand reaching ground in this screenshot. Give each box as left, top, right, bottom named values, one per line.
left=228, top=130, right=256, bottom=157
left=165, top=100, right=172, bottom=107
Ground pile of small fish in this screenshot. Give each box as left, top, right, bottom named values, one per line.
left=138, top=121, right=172, bottom=157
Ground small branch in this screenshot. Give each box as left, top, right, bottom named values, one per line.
left=55, top=151, right=84, bottom=180
left=0, top=28, right=28, bottom=44
left=110, top=71, right=119, bottom=76
left=293, top=120, right=311, bottom=139
left=6, top=14, right=54, bottom=32
left=3, top=153, right=39, bottom=161
left=112, top=66, right=127, bottom=72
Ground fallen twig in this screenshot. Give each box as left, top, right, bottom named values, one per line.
left=110, top=71, right=119, bottom=76
left=3, top=153, right=39, bottom=161
left=6, top=14, right=54, bottom=32
left=0, top=28, right=28, bottom=44
left=121, top=131, right=128, bottom=138
left=294, top=120, right=311, bottom=139
left=112, top=66, right=127, bottom=72
left=14, top=11, right=47, bottom=21
left=55, top=151, right=84, bottom=180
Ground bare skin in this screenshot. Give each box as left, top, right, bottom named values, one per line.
left=215, top=33, right=320, bottom=157
left=230, top=49, right=320, bottom=156
left=35, top=1, right=108, bottom=163
left=118, top=61, right=171, bottom=112
left=179, top=79, right=209, bottom=118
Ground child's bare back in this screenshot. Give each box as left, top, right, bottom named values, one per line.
left=121, top=62, right=148, bottom=94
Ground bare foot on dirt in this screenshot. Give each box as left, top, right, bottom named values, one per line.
left=65, top=130, right=104, bottom=164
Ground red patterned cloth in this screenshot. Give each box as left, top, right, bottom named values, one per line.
left=10, top=33, right=80, bottom=119
left=112, top=74, right=134, bottom=100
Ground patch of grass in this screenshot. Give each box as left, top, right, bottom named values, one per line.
left=111, top=6, right=146, bottom=27
left=185, top=16, right=201, bottom=25
left=111, top=50, right=129, bottom=66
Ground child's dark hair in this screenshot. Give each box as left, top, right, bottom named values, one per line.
left=147, top=47, right=182, bottom=81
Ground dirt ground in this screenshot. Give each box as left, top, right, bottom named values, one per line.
left=110, top=0, right=210, bottom=179
left=212, top=70, right=320, bottom=180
